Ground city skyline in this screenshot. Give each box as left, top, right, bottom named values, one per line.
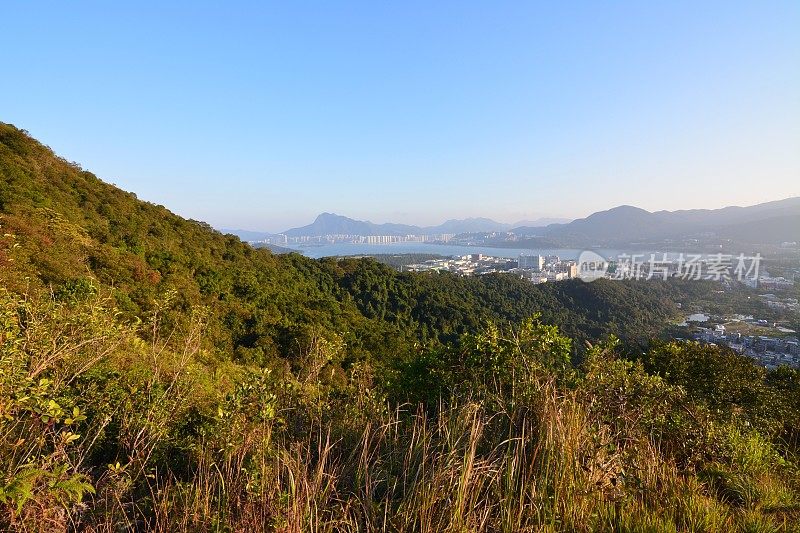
left=2, top=1, right=799, bottom=231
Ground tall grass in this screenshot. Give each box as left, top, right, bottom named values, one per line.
left=2, top=290, right=798, bottom=531
left=110, top=386, right=796, bottom=532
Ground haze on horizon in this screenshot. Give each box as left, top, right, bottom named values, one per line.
left=2, top=1, right=798, bottom=233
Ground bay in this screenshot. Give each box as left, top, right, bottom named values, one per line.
left=283, top=242, right=620, bottom=260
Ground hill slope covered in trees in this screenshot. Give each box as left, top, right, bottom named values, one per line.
left=0, top=122, right=697, bottom=360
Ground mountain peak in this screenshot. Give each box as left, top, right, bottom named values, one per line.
left=282, top=213, right=514, bottom=237
left=315, top=212, right=347, bottom=222
left=601, top=205, right=651, bottom=214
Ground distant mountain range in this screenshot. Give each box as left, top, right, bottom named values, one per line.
left=220, top=229, right=275, bottom=241
left=282, top=213, right=557, bottom=237
left=224, top=215, right=570, bottom=240
left=223, top=197, right=799, bottom=248
left=513, top=197, right=800, bottom=246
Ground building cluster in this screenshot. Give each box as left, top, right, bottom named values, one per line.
left=694, top=326, right=800, bottom=369
left=405, top=253, right=579, bottom=283
left=759, top=293, right=799, bottom=312
left=257, top=234, right=289, bottom=245
left=361, top=234, right=456, bottom=244
left=756, top=276, right=796, bottom=291
left=405, top=254, right=516, bottom=276
left=516, top=254, right=578, bottom=283
left=255, top=234, right=456, bottom=245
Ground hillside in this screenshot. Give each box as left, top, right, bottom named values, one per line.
left=514, top=197, right=800, bottom=246
left=0, top=123, right=377, bottom=362
left=1, top=122, right=799, bottom=531
left=0, top=122, right=695, bottom=356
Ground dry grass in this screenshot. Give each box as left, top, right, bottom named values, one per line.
left=3, top=291, right=798, bottom=532
left=82, top=382, right=790, bottom=533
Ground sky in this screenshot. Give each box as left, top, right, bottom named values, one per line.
left=2, top=1, right=799, bottom=232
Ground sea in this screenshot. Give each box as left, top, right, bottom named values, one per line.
left=282, top=242, right=620, bottom=260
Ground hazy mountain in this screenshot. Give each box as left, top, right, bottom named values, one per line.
left=221, top=229, right=275, bottom=241
left=515, top=205, right=665, bottom=242
left=428, top=217, right=511, bottom=234
left=275, top=199, right=799, bottom=246
left=283, top=213, right=419, bottom=237
left=283, top=213, right=516, bottom=237
left=251, top=242, right=296, bottom=254
left=651, top=197, right=800, bottom=230
left=715, top=215, right=800, bottom=244
left=511, top=217, right=572, bottom=227
left=515, top=198, right=800, bottom=245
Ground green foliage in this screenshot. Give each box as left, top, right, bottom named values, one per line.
left=582, top=339, right=713, bottom=467
left=386, top=315, right=573, bottom=405
left=642, top=341, right=798, bottom=439
left=0, top=289, right=797, bottom=530
left=0, top=291, right=102, bottom=527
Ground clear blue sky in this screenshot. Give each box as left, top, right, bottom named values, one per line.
left=2, top=1, right=798, bottom=232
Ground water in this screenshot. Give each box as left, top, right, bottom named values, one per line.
left=282, top=242, right=617, bottom=260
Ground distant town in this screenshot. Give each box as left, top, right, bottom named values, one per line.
left=259, top=233, right=458, bottom=245
left=402, top=252, right=796, bottom=287
left=404, top=253, right=579, bottom=282
left=406, top=252, right=800, bottom=370
left=249, top=229, right=800, bottom=253
left=683, top=309, right=799, bottom=370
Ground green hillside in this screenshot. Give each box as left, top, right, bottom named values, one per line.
left=0, top=122, right=695, bottom=361
left=1, top=122, right=799, bottom=531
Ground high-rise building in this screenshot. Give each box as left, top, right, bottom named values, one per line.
left=519, top=254, right=544, bottom=271
left=554, top=262, right=578, bottom=278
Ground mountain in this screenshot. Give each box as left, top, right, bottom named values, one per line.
left=220, top=228, right=276, bottom=241
left=427, top=217, right=511, bottom=234
left=283, top=213, right=515, bottom=237
left=251, top=242, right=296, bottom=254
left=0, top=121, right=686, bottom=356
left=227, top=198, right=799, bottom=245
left=514, top=199, right=800, bottom=246
left=284, top=212, right=420, bottom=237
left=716, top=215, right=800, bottom=244
left=513, top=206, right=659, bottom=242
left=653, top=197, right=800, bottom=228
left=0, top=122, right=362, bottom=358
left=512, top=217, right=572, bottom=227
